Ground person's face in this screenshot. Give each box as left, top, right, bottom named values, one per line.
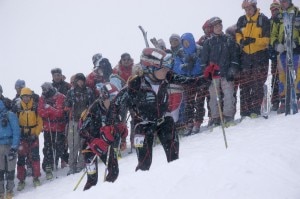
left=21, top=95, right=31, bottom=104
left=76, top=80, right=85, bottom=88
left=213, top=23, right=223, bottom=35
left=95, top=67, right=104, bottom=76
left=15, top=87, right=22, bottom=95
left=52, top=73, right=63, bottom=83
left=121, top=56, right=132, bottom=67
left=271, top=8, right=280, bottom=18
left=182, top=40, right=190, bottom=48
left=244, top=5, right=256, bottom=17
left=151, top=67, right=170, bottom=80
left=169, top=38, right=180, bottom=48
left=280, top=0, right=290, bottom=10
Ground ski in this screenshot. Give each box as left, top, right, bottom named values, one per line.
left=261, top=84, right=270, bottom=119
left=283, top=11, right=298, bottom=115
left=138, top=25, right=149, bottom=47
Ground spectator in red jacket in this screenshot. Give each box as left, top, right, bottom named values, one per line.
left=38, top=82, right=67, bottom=180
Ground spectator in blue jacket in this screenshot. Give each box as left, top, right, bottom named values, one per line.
left=0, top=100, right=20, bottom=199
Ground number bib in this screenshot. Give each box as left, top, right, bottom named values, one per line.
left=134, top=134, right=145, bottom=148
left=86, top=162, right=96, bottom=175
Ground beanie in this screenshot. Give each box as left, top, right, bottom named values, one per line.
left=169, top=34, right=181, bottom=42
left=157, top=39, right=166, bottom=50
left=15, top=79, right=26, bottom=89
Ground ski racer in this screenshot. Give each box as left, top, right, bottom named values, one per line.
left=86, top=48, right=201, bottom=172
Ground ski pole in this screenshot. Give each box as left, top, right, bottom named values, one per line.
left=48, top=117, right=57, bottom=175
left=103, top=145, right=111, bottom=182
left=212, top=78, right=228, bottom=149
left=73, top=155, right=97, bottom=191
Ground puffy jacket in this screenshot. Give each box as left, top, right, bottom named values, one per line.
left=38, top=92, right=67, bottom=132
left=270, top=5, right=300, bottom=55
left=113, top=60, right=134, bottom=83
left=0, top=100, right=20, bottom=149
left=17, top=99, right=43, bottom=137
left=236, top=9, right=270, bottom=54
left=52, top=80, right=71, bottom=96
left=65, top=86, right=95, bottom=122
left=180, top=33, right=202, bottom=77
left=201, top=33, right=240, bottom=77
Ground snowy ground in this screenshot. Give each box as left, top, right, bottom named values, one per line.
left=12, top=112, right=300, bottom=199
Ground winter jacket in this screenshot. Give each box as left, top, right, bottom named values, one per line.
left=38, top=91, right=67, bottom=132
left=17, top=98, right=43, bottom=137
left=201, top=33, right=240, bottom=78
left=106, top=73, right=197, bottom=124
left=170, top=45, right=185, bottom=75
left=52, top=80, right=71, bottom=96
left=86, top=70, right=105, bottom=96
left=180, top=33, right=202, bottom=77
left=236, top=9, right=270, bottom=55
left=270, top=4, right=300, bottom=55
left=0, top=101, right=20, bottom=149
left=65, top=86, right=95, bottom=122
left=113, top=61, right=134, bottom=83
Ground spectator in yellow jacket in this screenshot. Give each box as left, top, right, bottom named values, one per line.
left=15, top=88, right=43, bottom=191
left=236, top=0, right=270, bottom=118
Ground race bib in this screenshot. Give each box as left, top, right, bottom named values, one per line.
left=86, top=163, right=97, bottom=175
left=134, top=134, right=145, bottom=148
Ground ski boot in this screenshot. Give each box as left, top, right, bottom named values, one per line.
left=45, top=166, right=53, bottom=180
left=33, top=178, right=41, bottom=187
left=17, top=181, right=25, bottom=191
left=6, top=191, right=13, bottom=199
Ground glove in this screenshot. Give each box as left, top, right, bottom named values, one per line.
left=89, top=126, right=115, bottom=156
left=226, top=66, right=238, bottom=81
left=8, top=148, right=17, bottom=161
left=275, top=43, right=285, bottom=53
left=241, top=37, right=256, bottom=46
left=204, top=63, right=220, bottom=80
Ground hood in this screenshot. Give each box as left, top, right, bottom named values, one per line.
left=181, top=33, right=197, bottom=55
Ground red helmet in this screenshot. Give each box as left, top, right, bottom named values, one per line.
left=140, top=48, right=166, bottom=67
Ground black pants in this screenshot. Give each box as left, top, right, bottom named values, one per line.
left=42, top=132, right=66, bottom=171
left=134, top=116, right=179, bottom=171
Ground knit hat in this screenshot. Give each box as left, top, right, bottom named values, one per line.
left=51, top=68, right=62, bottom=75
left=20, top=87, right=33, bottom=97
left=157, top=39, right=166, bottom=50
left=15, top=79, right=26, bottom=89
left=270, top=0, right=280, bottom=10
left=169, top=34, right=181, bottom=42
